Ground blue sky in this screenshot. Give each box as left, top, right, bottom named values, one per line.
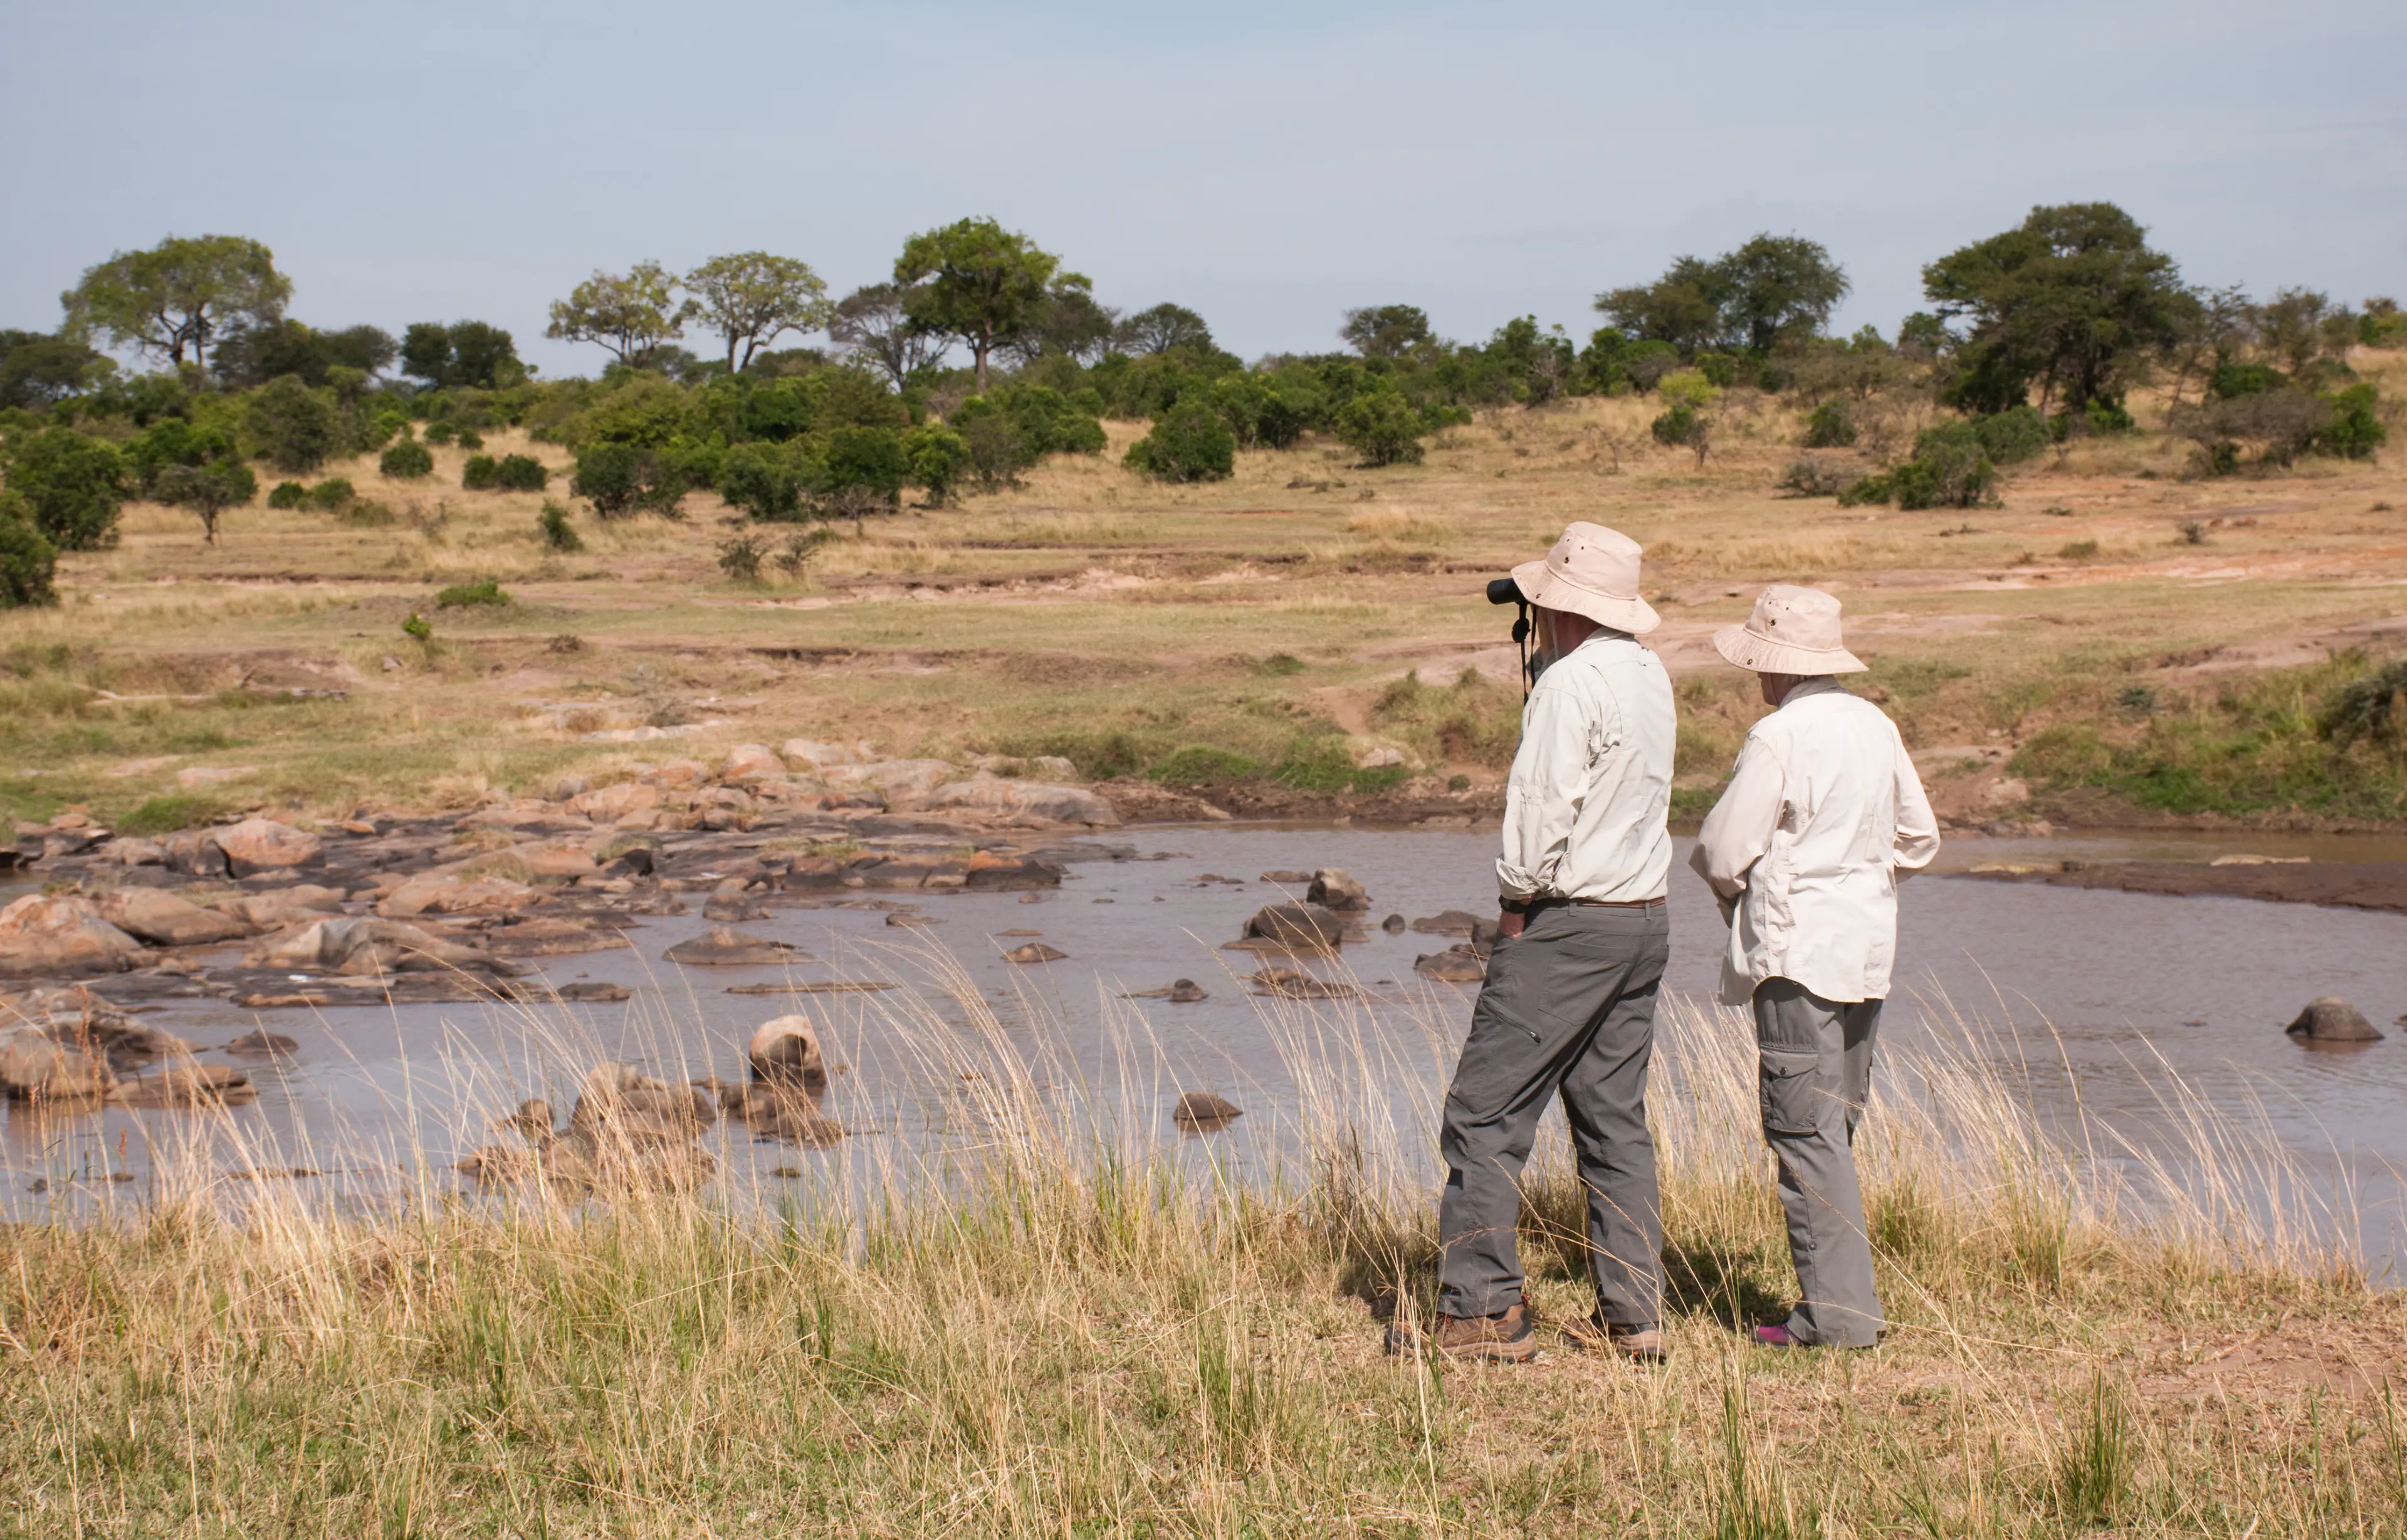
left=5, top=1, right=2403, bottom=377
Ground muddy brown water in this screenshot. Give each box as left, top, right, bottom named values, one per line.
left=6, top=825, right=2403, bottom=1275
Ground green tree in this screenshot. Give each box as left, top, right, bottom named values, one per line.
left=154, top=457, right=256, bottom=544
left=1123, top=399, right=1235, bottom=482
left=1595, top=258, right=1726, bottom=356
left=1921, top=202, right=2188, bottom=414
left=0, top=491, right=58, bottom=608
left=1335, top=390, right=1427, bottom=466
left=1340, top=304, right=1434, bottom=359
left=1004, top=275, right=1119, bottom=367
left=818, top=425, right=910, bottom=530
left=1716, top=234, right=1850, bottom=354
left=61, top=234, right=292, bottom=367
left=399, top=321, right=524, bottom=389
left=247, top=375, right=342, bottom=472
left=2, top=427, right=128, bottom=550
left=893, top=218, right=1065, bottom=392
left=1114, top=303, right=1214, bottom=356
left=546, top=261, right=696, bottom=368
left=212, top=320, right=396, bottom=387
left=0, top=330, right=108, bottom=409
left=829, top=283, right=948, bottom=388
left=686, top=252, right=834, bottom=373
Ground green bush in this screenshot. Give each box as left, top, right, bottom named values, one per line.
left=2316, top=383, right=2386, bottom=460
left=1693, top=351, right=1739, bottom=387
left=1334, top=391, right=1425, bottom=466
left=308, top=478, right=355, bottom=512
left=246, top=375, right=341, bottom=473
left=538, top=500, right=582, bottom=552
left=2, top=426, right=127, bottom=550
left=1956, top=406, right=2051, bottom=464
left=423, top=420, right=458, bottom=447
left=717, top=441, right=807, bottom=521
left=494, top=453, right=547, bottom=491
left=1650, top=402, right=1697, bottom=446
left=455, top=427, right=485, bottom=450
left=0, top=491, right=58, bottom=608
left=1123, top=400, right=1235, bottom=483
left=1889, top=437, right=1997, bottom=509
left=380, top=437, right=434, bottom=479
left=572, top=442, right=684, bottom=518
left=904, top=424, right=972, bottom=506
left=434, top=578, right=508, bottom=607
left=1147, top=746, right=1262, bottom=785
left=1801, top=401, right=1857, bottom=448
left=266, top=480, right=310, bottom=510
left=717, top=535, right=765, bottom=582
left=2209, top=362, right=2287, bottom=400
left=819, top=425, right=910, bottom=515
left=2320, top=659, right=2407, bottom=747
left=1271, top=737, right=1407, bottom=794
left=461, top=454, right=502, bottom=490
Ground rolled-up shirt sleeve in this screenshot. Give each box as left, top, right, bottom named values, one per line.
left=1890, top=735, right=1941, bottom=877
left=1494, top=679, right=1590, bottom=904
left=1690, top=733, right=1784, bottom=903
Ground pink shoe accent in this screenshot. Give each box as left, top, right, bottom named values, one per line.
left=1752, top=1324, right=1803, bottom=1348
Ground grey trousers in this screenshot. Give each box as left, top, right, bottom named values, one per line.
left=1753, top=977, right=1885, bottom=1347
left=1437, top=903, right=1669, bottom=1324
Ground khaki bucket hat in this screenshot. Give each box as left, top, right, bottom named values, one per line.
left=1509, top=522, right=1659, bottom=636
left=1713, top=584, right=1868, bottom=674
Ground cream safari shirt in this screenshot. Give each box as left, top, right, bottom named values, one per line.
left=1690, top=678, right=1940, bottom=1006
left=1495, top=631, right=1677, bottom=906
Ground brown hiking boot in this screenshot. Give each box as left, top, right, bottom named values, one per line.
left=1561, top=1312, right=1670, bottom=1364
left=1428, top=1301, right=1538, bottom=1363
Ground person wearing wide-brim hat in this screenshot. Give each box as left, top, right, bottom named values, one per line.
left=1691, top=584, right=1940, bottom=1349
left=1424, top=522, right=1677, bottom=1365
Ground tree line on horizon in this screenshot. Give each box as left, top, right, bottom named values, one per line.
left=0, top=205, right=2396, bottom=605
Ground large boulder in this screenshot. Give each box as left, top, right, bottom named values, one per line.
left=97, top=887, right=249, bottom=948
left=923, top=777, right=1120, bottom=827
left=2285, top=997, right=2384, bottom=1044
left=246, top=917, right=496, bottom=974
left=747, top=1015, right=827, bottom=1088
left=1240, top=902, right=1347, bottom=952
left=0, top=893, right=146, bottom=978
left=663, top=926, right=808, bottom=966
left=1415, top=946, right=1488, bottom=984
left=377, top=873, right=540, bottom=918
left=821, top=759, right=956, bottom=807
left=571, top=1064, right=717, bottom=1136
left=108, top=1063, right=256, bottom=1108
left=203, top=819, right=324, bottom=876
left=1307, top=869, right=1370, bottom=911
left=0, top=1025, right=116, bottom=1099
left=569, top=782, right=661, bottom=822
left=1172, top=1091, right=1244, bottom=1132
left=721, top=744, right=785, bottom=782
left=515, top=841, right=600, bottom=881
left=216, top=885, right=347, bottom=930
left=782, top=738, right=873, bottom=772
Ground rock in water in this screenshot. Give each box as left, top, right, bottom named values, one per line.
left=2285, top=997, right=2384, bottom=1044
left=1381, top=913, right=1407, bottom=934
left=572, top=1064, right=717, bottom=1134
left=703, top=880, right=770, bottom=922
left=1410, top=910, right=1487, bottom=936
left=108, top=1064, right=256, bottom=1108
left=1259, top=869, right=1313, bottom=884
left=747, top=1015, right=827, bottom=1089
left=98, top=888, right=249, bottom=947
left=1249, top=968, right=1357, bottom=1000
left=1240, top=902, right=1346, bottom=952
left=1123, top=979, right=1208, bottom=1002
left=202, top=818, right=325, bottom=876
left=1307, top=869, right=1370, bottom=911
left=663, top=927, right=807, bottom=966
left=555, top=981, right=632, bottom=1002
left=1415, top=946, right=1487, bottom=984
left=221, top=1029, right=300, bottom=1055
left=1172, top=1091, right=1244, bottom=1132
left=1002, top=941, right=1067, bottom=963
left=0, top=1025, right=116, bottom=1099
left=0, top=893, right=147, bottom=978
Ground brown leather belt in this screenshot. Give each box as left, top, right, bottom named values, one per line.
left=1529, top=895, right=1665, bottom=911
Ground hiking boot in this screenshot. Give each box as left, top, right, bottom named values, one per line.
left=1428, top=1301, right=1538, bottom=1363
left=1561, top=1312, right=1670, bottom=1364
left=1753, top=1323, right=1882, bottom=1350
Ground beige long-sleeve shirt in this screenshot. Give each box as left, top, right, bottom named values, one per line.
left=1689, top=678, right=1940, bottom=1006
left=1495, top=631, right=1676, bottom=906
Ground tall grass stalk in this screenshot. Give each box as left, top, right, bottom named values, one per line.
left=0, top=938, right=2396, bottom=1535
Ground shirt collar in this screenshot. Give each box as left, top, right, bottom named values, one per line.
left=1778, top=676, right=1852, bottom=707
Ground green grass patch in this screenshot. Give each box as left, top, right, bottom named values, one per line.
left=434, top=579, right=510, bottom=608
left=117, top=794, right=231, bottom=836
left=1148, top=745, right=1264, bottom=786
left=1367, top=668, right=1519, bottom=769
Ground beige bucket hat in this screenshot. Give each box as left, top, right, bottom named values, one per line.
left=1713, top=584, right=1868, bottom=674
left=1509, top=522, right=1659, bottom=636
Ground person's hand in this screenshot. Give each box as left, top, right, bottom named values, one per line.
left=1497, top=907, right=1527, bottom=940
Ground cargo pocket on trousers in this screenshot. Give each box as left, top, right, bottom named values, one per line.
left=1758, top=1048, right=1822, bottom=1138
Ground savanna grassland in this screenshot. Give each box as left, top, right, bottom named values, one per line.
left=6, top=349, right=2406, bottom=837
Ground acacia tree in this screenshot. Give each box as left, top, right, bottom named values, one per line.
left=686, top=252, right=834, bottom=372
left=1115, top=302, right=1213, bottom=355
left=1596, top=234, right=1847, bottom=357
left=893, top=219, right=1064, bottom=392
left=1921, top=202, right=2188, bottom=414
left=1002, top=276, right=1117, bottom=366
left=400, top=320, right=523, bottom=389
left=829, top=283, right=948, bottom=387
left=1340, top=304, right=1434, bottom=359
left=545, top=261, right=696, bottom=368
left=61, top=235, right=291, bottom=368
